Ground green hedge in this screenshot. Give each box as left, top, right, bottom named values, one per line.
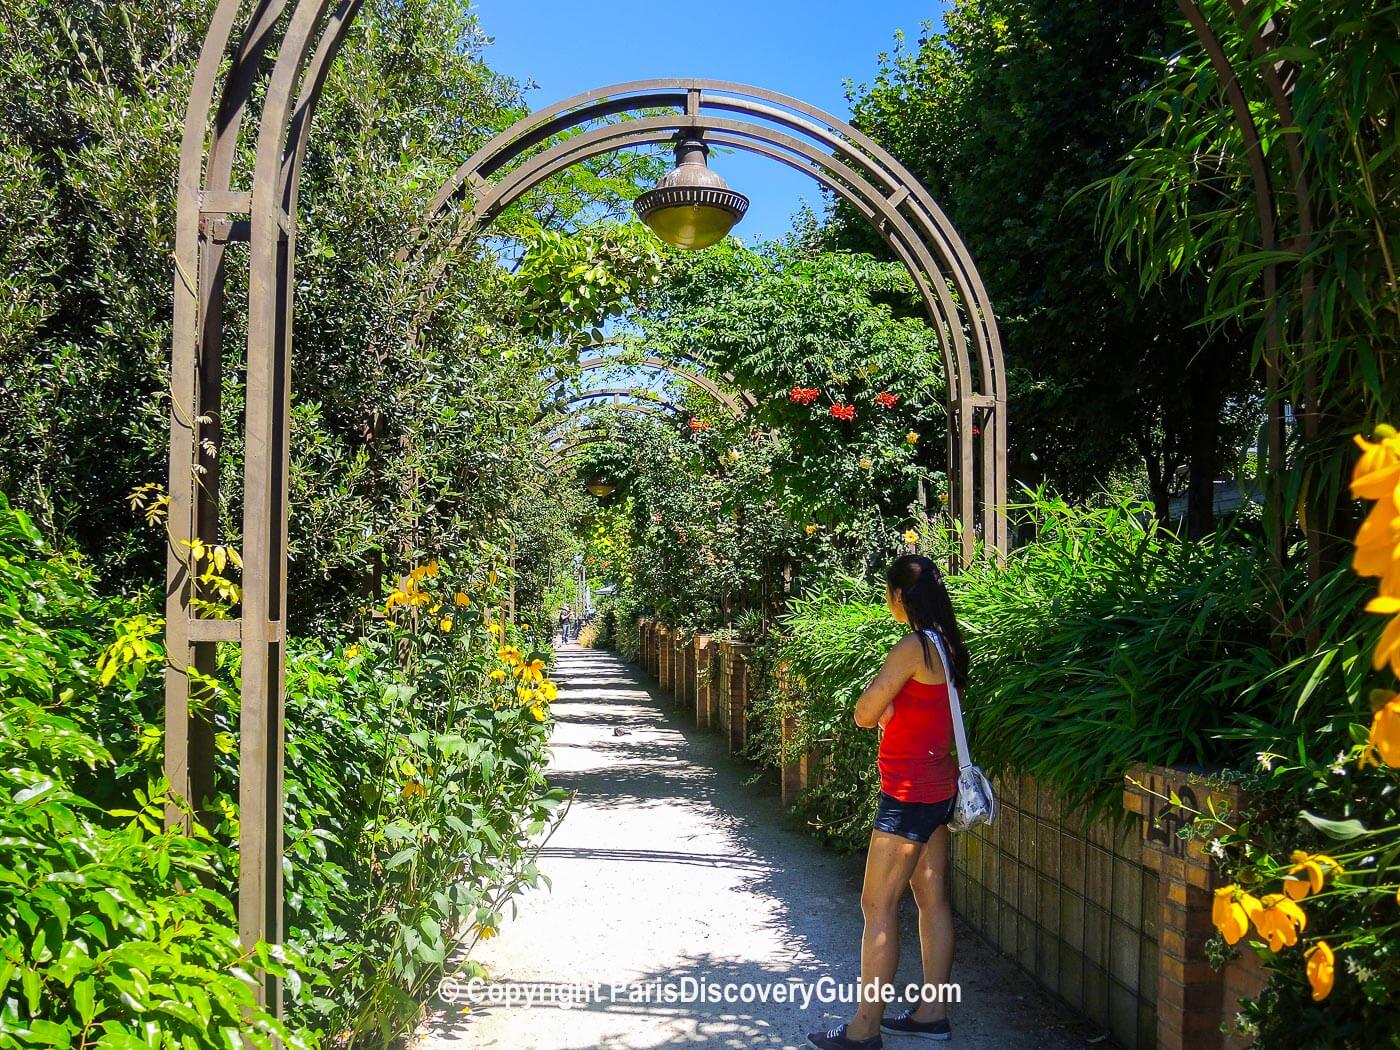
left=744, top=496, right=1365, bottom=850
left=0, top=495, right=565, bottom=1046
left=0, top=496, right=314, bottom=1046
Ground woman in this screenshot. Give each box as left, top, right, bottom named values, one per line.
left=807, top=553, right=969, bottom=1049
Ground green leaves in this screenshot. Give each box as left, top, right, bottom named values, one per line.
left=1299, top=811, right=1369, bottom=842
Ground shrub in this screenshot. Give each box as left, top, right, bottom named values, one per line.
left=0, top=495, right=314, bottom=1047
left=745, top=494, right=1349, bottom=849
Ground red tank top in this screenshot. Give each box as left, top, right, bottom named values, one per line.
left=878, top=670, right=958, bottom=803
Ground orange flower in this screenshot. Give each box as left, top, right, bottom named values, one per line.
left=1366, top=595, right=1400, bottom=678
left=1359, top=693, right=1400, bottom=767
left=1305, top=941, right=1335, bottom=1001
left=1350, top=426, right=1400, bottom=501
left=1212, top=886, right=1259, bottom=945
left=1284, top=851, right=1341, bottom=900
left=1353, top=484, right=1400, bottom=589
left=1252, top=893, right=1307, bottom=952
left=401, top=780, right=426, bottom=799
left=455, top=591, right=471, bottom=606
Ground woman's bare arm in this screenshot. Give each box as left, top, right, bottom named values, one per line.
left=853, top=635, right=918, bottom=728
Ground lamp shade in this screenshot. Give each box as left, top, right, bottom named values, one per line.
left=585, top=474, right=616, bottom=498
left=634, top=136, right=748, bottom=250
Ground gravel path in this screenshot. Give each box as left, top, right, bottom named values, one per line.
left=415, top=643, right=1097, bottom=1049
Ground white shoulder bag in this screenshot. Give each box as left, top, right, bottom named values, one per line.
left=922, top=628, right=995, bottom=831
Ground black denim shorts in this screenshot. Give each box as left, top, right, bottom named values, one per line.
left=874, top=791, right=957, bottom=843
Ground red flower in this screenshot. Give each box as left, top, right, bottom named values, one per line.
left=971, top=425, right=983, bottom=437
left=789, top=386, right=820, bottom=405
left=874, top=391, right=898, bottom=409
left=689, top=417, right=712, bottom=431
left=830, top=403, right=856, bottom=421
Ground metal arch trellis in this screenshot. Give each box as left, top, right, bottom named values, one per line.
left=165, top=2, right=1013, bottom=1014
left=547, top=352, right=753, bottom=419
left=543, top=404, right=684, bottom=446
left=534, top=387, right=686, bottom=424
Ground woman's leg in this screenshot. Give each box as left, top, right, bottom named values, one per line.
left=846, top=829, right=924, bottom=1040
left=907, top=824, right=954, bottom=1021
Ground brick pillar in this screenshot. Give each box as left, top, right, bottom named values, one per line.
left=714, top=644, right=729, bottom=736
left=727, top=642, right=751, bottom=755
left=1124, top=764, right=1265, bottom=1050
left=780, top=715, right=802, bottom=806
left=676, top=633, right=690, bottom=709
left=694, top=635, right=712, bottom=726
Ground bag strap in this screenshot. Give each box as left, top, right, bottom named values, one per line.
left=922, top=628, right=973, bottom=771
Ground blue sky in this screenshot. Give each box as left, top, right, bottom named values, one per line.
left=475, top=1, right=946, bottom=243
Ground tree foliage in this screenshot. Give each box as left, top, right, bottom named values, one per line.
left=831, top=1, right=1262, bottom=529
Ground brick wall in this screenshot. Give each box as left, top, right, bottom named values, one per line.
left=953, top=775, right=1158, bottom=1048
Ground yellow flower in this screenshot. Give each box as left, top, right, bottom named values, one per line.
left=903, top=529, right=919, bottom=544
left=1360, top=693, right=1400, bottom=767
left=860, top=457, right=873, bottom=470
left=439, top=616, right=453, bottom=632
left=805, top=524, right=817, bottom=535
left=345, top=644, right=361, bottom=660
left=488, top=570, right=498, bottom=585
left=541, top=681, right=558, bottom=701
left=455, top=591, right=471, bottom=606
left=516, top=685, right=534, bottom=703
left=906, top=431, right=920, bottom=444
left=1212, top=886, right=1258, bottom=945
left=401, top=780, right=426, bottom=799
left=477, top=924, right=497, bottom=941
left=1350, top=426, right=1400, bottom=501
left=1285, top=851, right=1341, bottom=900
left=1305, top=941, right=1335, bottom=1001
left=1366, top=596, right=1400, bottom=678
left=489, top=668, right=507, bottom=682
left=1353, top=486, right=1400, bottom=590
left=529, top=702, right=546, bottom=721
left=425, top=559, right=439, bottom=578
left=1252, top=893, right=1307, bottom=952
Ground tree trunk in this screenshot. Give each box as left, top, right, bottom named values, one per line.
left=1185, top=345, right=1227, bottom=540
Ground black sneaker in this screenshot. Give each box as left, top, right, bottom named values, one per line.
left=805, top=1024, right=884, bottom=1050
left=880, top=1010, right=951, bottom=1041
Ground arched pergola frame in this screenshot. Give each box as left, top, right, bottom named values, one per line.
left=164, top=3, right=1010, bottom=1012
left=548, top=352, right=752, bottom=418
left=534, top=387, right=686, bottom=424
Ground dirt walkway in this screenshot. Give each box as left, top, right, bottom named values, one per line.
left=415, top=643, right=1095, bottom=1049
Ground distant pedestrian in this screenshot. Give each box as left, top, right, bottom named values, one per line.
left=558, top=607, right=572, bottom=644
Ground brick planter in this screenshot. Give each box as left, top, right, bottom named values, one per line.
left=1123, top=764, right=1267, bottom=1050
left=657, top=625, right=672, bottom=692
left=694, top=634, right=713, bottom=727
left=721, top=640, right=751, bottom=755
left=674, top=631, right=691, bottom=710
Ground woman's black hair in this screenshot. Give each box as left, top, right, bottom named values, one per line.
left=886, top=554, right=970, bottom=690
